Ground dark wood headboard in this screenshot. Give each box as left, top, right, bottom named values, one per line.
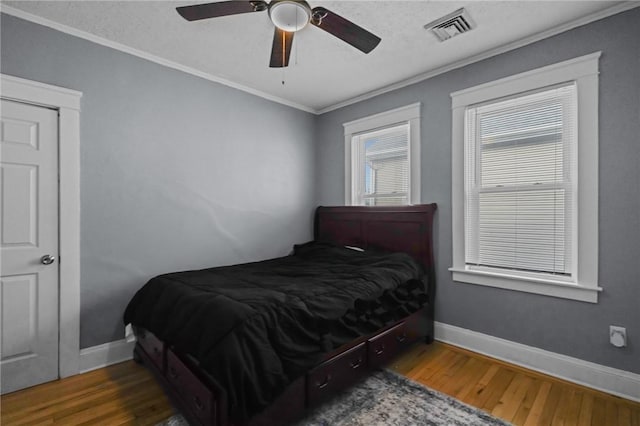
left=314, top=204, right=437, bottom=272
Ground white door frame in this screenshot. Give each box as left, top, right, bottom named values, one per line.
left=1, top=73, right=82, bottom=378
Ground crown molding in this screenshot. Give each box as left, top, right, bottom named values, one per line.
left=2, top=2, right=637, bottom=116
left=0, top=4, right=316, bottom=114
left=317, top=1, right=639, bottom=115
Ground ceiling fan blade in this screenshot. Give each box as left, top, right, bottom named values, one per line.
left=310, top=7, right=381, bottom=54
left=269, top=28, right=294, bottom=68
left=176, top=1, right=267, bottom=22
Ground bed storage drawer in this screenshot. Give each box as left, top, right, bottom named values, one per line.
left=167, top=350, right=217, bottom=426
left=137, top=329, right=165, bottom=373
left=307, top=342, right=367, bottom=406
left=367, top=321, right=411, bottom=368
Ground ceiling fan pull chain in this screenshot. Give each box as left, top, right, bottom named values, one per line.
left=282, top=30, right=286, bottom=84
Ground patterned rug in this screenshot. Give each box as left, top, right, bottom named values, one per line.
left=157, top=369, right=511, bottom=426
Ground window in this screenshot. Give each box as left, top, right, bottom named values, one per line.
left=352, top=123, right=410, bottom=206
left=466, top=84, right=576, bottom=276
left=344, top=103, right=421, bottom=206
left=450, top=53, right=601, bottom=303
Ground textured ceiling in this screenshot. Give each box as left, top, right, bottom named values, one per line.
left=2, top=1, right=632, bottom=112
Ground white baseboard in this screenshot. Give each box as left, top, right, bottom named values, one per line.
left=434, top=321, right=640, bottom=402
left=78, top=339, right=136, bottom=374
left=77, top=325, right=640, bottom=402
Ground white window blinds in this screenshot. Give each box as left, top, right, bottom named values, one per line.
left=352, top=123, right=410, bottom=206
left=464, top=83, right=577, bottom=276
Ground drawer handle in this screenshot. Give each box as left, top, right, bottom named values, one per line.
left=316, top=374, right=331, bottom=389
left=168, top=367, right=178, bottom=380
left=349, top=359, right=363, bottom=369
left=374, top=344, right=385, bottom=355
left=396, top=333, right=407, bottom=343
left=194, top=396, right=204, bottom=411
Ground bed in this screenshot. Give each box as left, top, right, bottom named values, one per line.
left=124, top=204, right=437, bottom=426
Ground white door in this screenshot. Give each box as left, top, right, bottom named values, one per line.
left=1, top=99, right=59, bottom=394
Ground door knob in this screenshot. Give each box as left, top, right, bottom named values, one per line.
left=41, top=255, right=56, bottom=265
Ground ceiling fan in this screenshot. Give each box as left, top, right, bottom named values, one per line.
left=176, top=0, right=382, bottom=68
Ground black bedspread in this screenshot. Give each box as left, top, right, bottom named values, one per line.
left=123, top=242, right=429, bottom=421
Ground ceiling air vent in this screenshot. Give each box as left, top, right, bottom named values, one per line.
left=424, top=8, right=475, bottom=42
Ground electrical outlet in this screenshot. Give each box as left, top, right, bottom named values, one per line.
left=609, top=326, right=626, bottom=348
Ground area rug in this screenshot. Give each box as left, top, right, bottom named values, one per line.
left=157, top=369, right=511, bottom=426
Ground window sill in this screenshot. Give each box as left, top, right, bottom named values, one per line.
left=449, top=267, right=601, bottom=303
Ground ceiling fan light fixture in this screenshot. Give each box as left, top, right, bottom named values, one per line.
left=269, top=0, right=311, bottom=32
left=177, top=0, right=382, bottom=68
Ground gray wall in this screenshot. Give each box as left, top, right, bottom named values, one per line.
left=315, top=8, right=640, bottom=374
left=2, top=8, right=638, bottom=374
left=1, top=14, right=317, bottom=348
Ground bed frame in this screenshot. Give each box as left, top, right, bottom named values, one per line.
left=133, top=204, right=437, bottom=426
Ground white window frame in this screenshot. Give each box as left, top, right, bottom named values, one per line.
left=449, top=52, right=602, bottom=303
left=344, top=103, right=421, bottom=206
